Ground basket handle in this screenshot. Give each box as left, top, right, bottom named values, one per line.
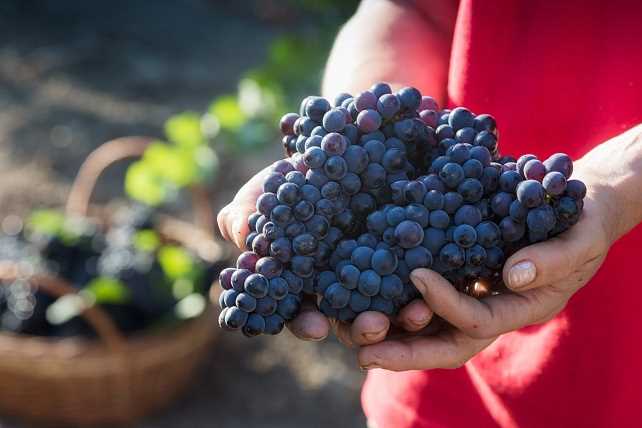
left=65, top=137, right=215, bottom=236
left=0, top=262, right=127, bottom=351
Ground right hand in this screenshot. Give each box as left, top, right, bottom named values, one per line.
left=217, top=162, right=435, bottom=346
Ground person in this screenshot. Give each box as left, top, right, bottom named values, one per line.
left=218, top=0, right=642, bottom=426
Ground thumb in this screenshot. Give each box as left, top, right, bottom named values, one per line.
left=502, top=224, right=594, bottom=292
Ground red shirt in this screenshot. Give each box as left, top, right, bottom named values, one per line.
left=362, top=1, right=642, bottom=427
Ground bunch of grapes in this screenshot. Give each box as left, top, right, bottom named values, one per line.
left=218, top=82, right=586, bottom=336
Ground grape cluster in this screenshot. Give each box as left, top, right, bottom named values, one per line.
left=218, top=82, right=586, bottom=335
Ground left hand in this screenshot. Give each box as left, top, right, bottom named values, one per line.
left=357, top=166, right=615, bottom=371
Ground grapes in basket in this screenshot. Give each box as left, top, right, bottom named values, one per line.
left=217, top=82, right=586, bottom=337
left=0, top=204, right=220, bottom=338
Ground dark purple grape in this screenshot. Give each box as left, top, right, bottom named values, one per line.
left=364, top=140, right=386, bottom=163
left=255, top=296, right=277, bottom=316
left=458, top=178, right=484, bottom=203
left=242, top=313, right=265, bottom=337
left=221, top=289, right=239, bottom=308
left=485, top=246, right=504, bottom=269
left=463, top=159, right=484, bottom=179
left=285, top=222, right=305, bottom=238
left=371, top=82, right=392, bottom=97
left=566, top=179, right=587, bottom=200
left=349, top=291, right=371, bottom=312
left=455, top=127, right=476, bottom=144
left=423, top=190, right=445, bottom=211
left=324, top=156, right=348, bottom=180
left=277, top=294, right=301, bottom=320
left=231, top=268, right=252, bottom=292
left=343, top=145, right=369, bottom=174
left=339, top=264, right=360, bottom=290
left=269, top=237, right=292, bottom=263
left=305, top=97, right=331, bottom=122
left=480, top=166, right=500, bottom=193
left=420, top=96, right=439, bottom=111
left=357, top=109, right=383, bottom=133
left=219, top=268, right=236, bottom=291
left=268, top=277, right=289, bottom=301
left=491, top=192, right=514, bottom=216
left=371, top=248, right=398, bottom=275
left=264, top=314, right=285, bottom=335
left=320, top=181, right=342, bottom=200
left=377, top=93, right=401, bottom=119
left=339, top=173, right=362, bottom=196
left=293, top=200, right=315, bottom=222
left=440, top=163, right=465, bottom=188
left=292, top=233, right=318, bottom=256
left=454, top=204, right=482, bottom=226
left=350, top=246, right=374, bottom=270
left=343, top=124, right=358, bottom=143
left=394, top=118, right=417, bottom=141
left=543, top=153, right=573, bottom=178
left=466, top=245, right=487, bottom=267
left=516, top=180, right=545, bottom=208
left=357, top=233, right=379, bottom=249
left=429, top=210, right=450, bottom=229
left=301, top=184, right=321, bottom=203
left=379, top=274, right=404, bottom=300
left=542, top=171, right=567, bottom=196
left=444, top=192, right=464, bottom=214
left=448, top=107, right=475, bottom=130
left=323, top=108, right=347, bottom=132
left=363, top=131, right=386, bottom=144
left=244, top=273, right=269, bottom=298
left=306, top=168, right=329, bottom=188
left=325, top=283, right=350, bottom=309
left=397, top=87, right=421, bottom=111
left=236, top=293, right=257, bottom=312
left=321, top=132, right=348, bottom=156
left=423, top=227, right=447, bottom=255
left=305, top=215, right=330, bottom=239
left=404, top=246, right=432, bottom=270
left=439, top=243, right=465, bottom=269
left=499, top=217, right=525, bottom=242
left=527, top=205, right=556, bottom=233
left=270, top=204, right=293, bottom=226
left=358, top=270, right=381, bottom=296
left=280, top=113, right=299, bottom=136
left=256, top=192, right=278, bottom=216
left=524, top=159, right=547, bottom=181
left=516, top=154, right=537, bottom=177
left=250, top=233, right=269, bottom=256
left=272, top=159, right=296, bottom=175
left=474, top=131, right=497, bottom=152
left=303, top=147, right=327, bottom=169
left=291, top=255, right=315, bottom=278
left=453, top=224, right=477, bottom=248
left=361, top=163, right=387, bottom=189
left=263, top=173, right=287, bottom=194
left=475, top=221, right=500, bottom=248
left=394, top=220, right=424, bottom=249
left=224, top=307, right=248, bottom=330
left=509, top=200, right=529, bottom=223
left=473, top=114, right=497, bottom=134
left=405, top=204, right=429, bottom=228
left=355, top=91, right=378, bottom=111
left=236, top=252, right=259, bottom=271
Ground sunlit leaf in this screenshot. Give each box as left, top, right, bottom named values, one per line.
left=125, top=161, right=166, bottom=206
left=210, top=95, right=246, bottom=131
left=194, top=145, right=219, bottom=181
left=133, top=229, right=160, bottom=252
left=84, top=276, right=131, bottom=305
left=143, top=143, right=197, bottom=187
left=165, top=112, right=204, bottom=148
left=27, top=209, right=65, bottom=236
left=158, top=245, right=194, bottom=280
left=172, top=278, right=194, bottom=299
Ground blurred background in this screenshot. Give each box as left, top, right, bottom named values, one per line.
left=0, top=0, right=367, bottom=427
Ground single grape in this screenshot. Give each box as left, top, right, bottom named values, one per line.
left=380, top=274, right=404, bottom=300
left=371, top=248, right=398, bottom=275
left=321, top=132, right=348, bottom=156
left=542, top=171, right=567, bottom=196
left=566, top=179, right=587, bottom=200
left=524, top=159, right=547, bottom=181
left=439, top=243, right=465, bottom=269
left=325, top=283, right=351, bottom=309
left=377, top=93, right=401, bottom=119
left=354, top=91, right=378, bottom=111
left=453, top=224, right=477, bottom=248
left=255, top=256, right=283, bottom=279
left=224, top=307, right=248, bottom=330
left=516, top=180, right=545, bottom=208
left=305, top=97, right=331, bottom=122
left=340, top=264, right=361, bottom=290
left=322, top=108, right=347, bottom=132
left=404, top=246, right=433, bottom=270
left=358, top=270, right=382, bottom=296
left=395, top=220, right=425, bottom=248
left=543, top=153, right=573, bottom=178
left=499, top=217, right=526, bottom=242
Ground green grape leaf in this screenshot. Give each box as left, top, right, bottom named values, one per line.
left=84, top=276, right=131, bottom=305
left=143, top=143, right=198, bottom=187
left=27, top=209, right=66, bottom=236
left=210, top=95, right=246, bottom=131
left=194, top=145, right=219, bottom=181
left=125, top=161, right=167, bottom=206
left=172, top=278, right=194, bottom=300
left=158, top=245, right=194, bottom=280
left=164, top=112, right=204, bottom=148
left=133, top=229, right=160, bottom=252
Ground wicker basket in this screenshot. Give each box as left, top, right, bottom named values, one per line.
left=0, top=137, right=229, bottom=427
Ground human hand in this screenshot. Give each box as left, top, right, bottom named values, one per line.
left=357, top=163, right=616, bottom=371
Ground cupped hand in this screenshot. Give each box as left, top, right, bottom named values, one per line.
left=357, top=175, right=615, bottom=371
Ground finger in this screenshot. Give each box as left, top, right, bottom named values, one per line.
left=502, top=204, right=602, bottom=292
left=395, top=299, right=433, bottom=332
left=411, top=269, right=558, bottom=339
left=358, top=329, right=495, bottom=371
left=349, top=311, right=390, bottom=345
left=287, top=296, right=330, bottom=341
left=217, top=165, right=273, bottom=248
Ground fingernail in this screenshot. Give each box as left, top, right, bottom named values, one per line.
left=411, top=315, right=431, bottom=327
left=410, top=271, right=427, bottom=293
left=363, top=331, right=383, bottom=341
left=508, top=260, right=536, bottom=289
left=360, top=362, right=380, bottom=370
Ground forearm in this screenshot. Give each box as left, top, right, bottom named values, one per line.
left=575, top=124, right=642, bottom=242
left=321, top=0, right=457, bottom=103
